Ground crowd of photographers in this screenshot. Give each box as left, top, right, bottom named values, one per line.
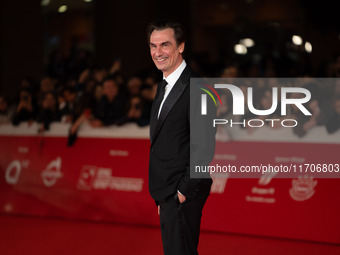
left=0, top=50, right=340, bottom=142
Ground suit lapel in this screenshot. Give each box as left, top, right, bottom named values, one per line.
left=149, top=81, right=163, bottom=141
left=152, top=66, right=191, bottom=143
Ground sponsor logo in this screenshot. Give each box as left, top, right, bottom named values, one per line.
left=214, top=154, right=237, bottom=161
left=109, top=150, right=129, bottom=157
left=246, top=174, right=276, bottom=203
left=258, top=170, right=277, bottom=186
left=77, top=166, right=143, bottom=192
left=5, top=160, right=22, bottom=185
left=289, top=175, right=317, bottom=201
left=18, top=147, right=29, bottom=153
left=41, top=157, right=63, bottom=187
left=77, top=166, right=97, bottom=190
left=245, top=196, right=276, bottom=203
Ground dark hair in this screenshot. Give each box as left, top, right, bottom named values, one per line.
left=103, top=75, right=119, bottom=86
left=63, top=86, right=77, bottom=94
left=146, top=19, right=186, bottom=47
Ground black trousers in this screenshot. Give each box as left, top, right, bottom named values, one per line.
left=159, top=181, right=211, bottom=255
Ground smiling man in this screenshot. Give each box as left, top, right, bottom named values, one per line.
left=149, top=29, right=184, bottom=77
left=147, top=19, right=214, bottom=255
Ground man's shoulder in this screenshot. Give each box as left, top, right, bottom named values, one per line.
left=179, top=65, right=195, bottom=83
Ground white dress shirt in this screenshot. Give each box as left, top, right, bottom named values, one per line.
left=157, top=60, right=187, bottom=118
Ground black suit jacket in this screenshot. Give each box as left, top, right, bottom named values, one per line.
left=149, top=66, right=215, bottom=203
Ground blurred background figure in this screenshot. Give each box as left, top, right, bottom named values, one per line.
left=220, top=66, right=238, bottom=78
left=326, top=96, right=340, bottom=134
left=59, top=86, right=78, bottom=123
left=0, top=95, right=14, bottom=124
left=12, top=88, right=36, bottom=126
left=37, top=91, right=60, bottom=132
left=125, top=76, right=143, bottom=97
left=91, top=76, right=125, bottom=127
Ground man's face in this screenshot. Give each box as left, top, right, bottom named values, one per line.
left=64, top=91, right=76, bottom=103
left=103, top=80, right=119, bottom=101
left=150, top=28, right=184, bottom=77
left=43, top=93, right=56, bottom=109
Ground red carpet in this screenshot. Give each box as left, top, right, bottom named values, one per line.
left=0, top=214, right=339, bottom=255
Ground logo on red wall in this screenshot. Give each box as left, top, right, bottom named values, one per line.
left=5, top=160, right=22, bottom=185
left=77, top=166, right=143, bottom=192
left=77, top=166, right=97, bottom=190
left=289, top=175, right=317, bottom=201
left=41, top=157, right=63, bottom=187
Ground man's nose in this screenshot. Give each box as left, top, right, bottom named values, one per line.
left=155, top=47, right=163, bottom=56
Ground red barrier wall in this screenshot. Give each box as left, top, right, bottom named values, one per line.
left=0, top=123, right=339, bottom=244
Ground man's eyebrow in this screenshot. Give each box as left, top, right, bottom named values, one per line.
left=161, top=41, right=171, bottom=45
left=149, top=41, right=171, bottom=46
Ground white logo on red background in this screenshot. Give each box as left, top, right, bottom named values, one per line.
left=5, top=160, right=22, bottom=185
left=245, top=172, right=276, bottom=204
left=258, top=170, right=277, bottom=185
left=289, top=175, right=317, bottom=201
left=77, top=166, right=143, bottom=192
left=77, top=166, right=97, bottom=190
left=41, top=157, right=63, bottom=187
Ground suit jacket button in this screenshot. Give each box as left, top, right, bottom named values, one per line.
left=151, top=148, right=154, bottom=152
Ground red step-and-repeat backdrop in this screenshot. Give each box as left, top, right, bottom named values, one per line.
left=0, top=123, right=339, bottom=244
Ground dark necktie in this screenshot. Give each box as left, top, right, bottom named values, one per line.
left=153, top=79, right=167, bottom=119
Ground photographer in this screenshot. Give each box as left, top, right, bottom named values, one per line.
left=12, top=88, right=36, bottom=126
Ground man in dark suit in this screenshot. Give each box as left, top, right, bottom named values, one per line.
left=147, top=19, right=215, bottom=255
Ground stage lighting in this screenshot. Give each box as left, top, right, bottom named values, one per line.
left=234, top=44, right=247, bottom=55
left=40, top=0, right=50, bottom=6
left=58, top=5, right=67, bottom=13
left=305, top=41, right=312, bottom=53
left=240, top=38, right=255, bottom=48
left=292, top=35, right=303, bottom=46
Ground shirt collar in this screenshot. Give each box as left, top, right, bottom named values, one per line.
left=164, top=60, right=187, bottom=87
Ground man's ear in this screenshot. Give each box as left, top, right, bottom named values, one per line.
left=178, top=42, right=185, bottom=54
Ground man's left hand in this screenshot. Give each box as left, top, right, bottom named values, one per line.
left=177, top=191, right=186, bottom=203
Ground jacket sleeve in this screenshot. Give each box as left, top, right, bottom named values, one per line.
left=177, top=81, right=216, bottom=197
